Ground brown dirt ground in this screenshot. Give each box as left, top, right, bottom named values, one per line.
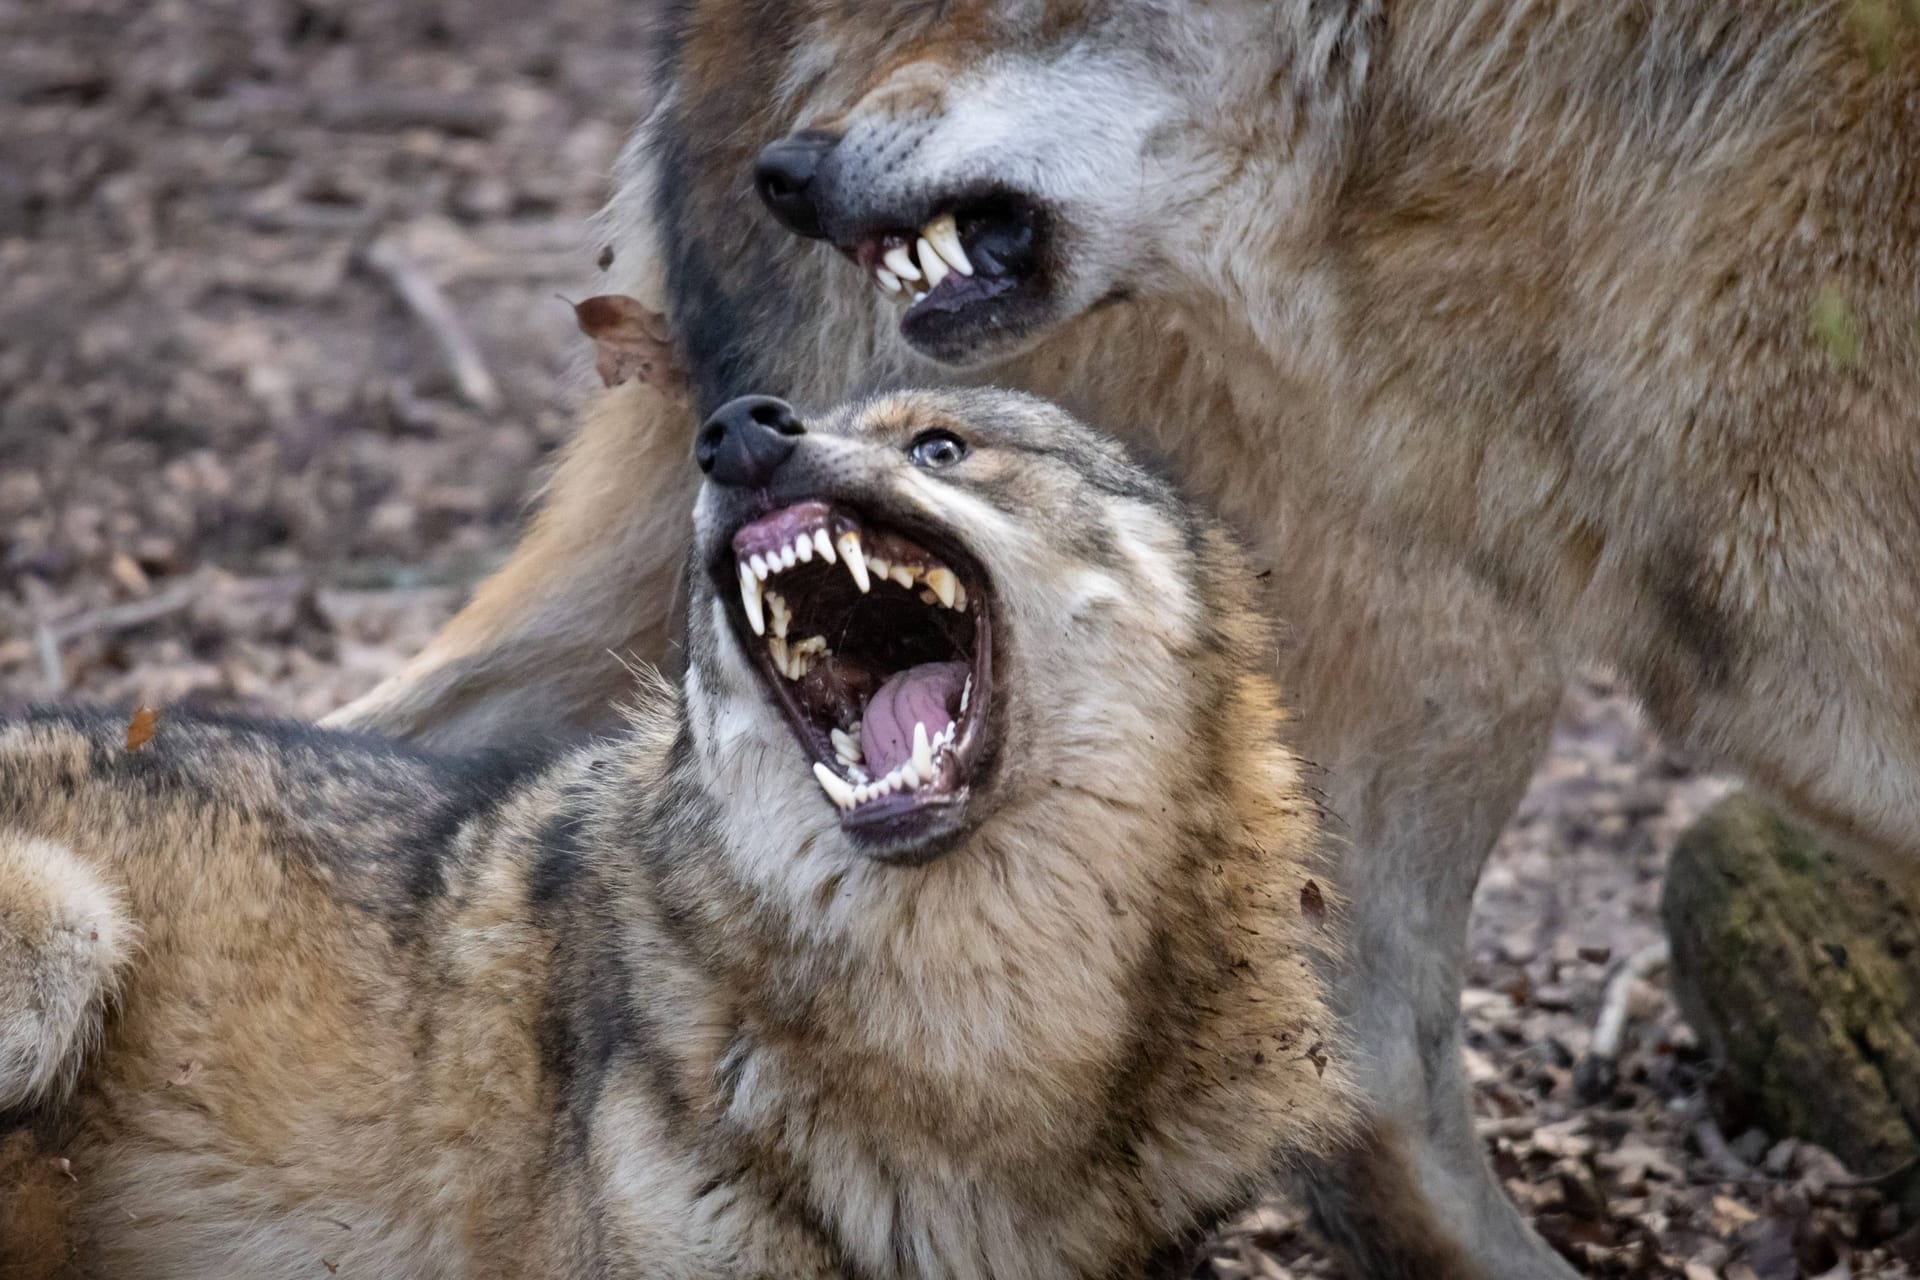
left=3, top=2, right=1915, bottom=1276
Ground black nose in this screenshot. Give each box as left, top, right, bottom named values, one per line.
left=696, top=396, right=806, bottom=489
left=753, top=129, right=838, bottom=239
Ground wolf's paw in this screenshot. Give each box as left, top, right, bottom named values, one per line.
left=0, top=833, right=132, bottom=1108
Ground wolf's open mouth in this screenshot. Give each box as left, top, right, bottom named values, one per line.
left=722, top=499, right=992, bottom=840
left=840, top=190, right=1049, bottom=358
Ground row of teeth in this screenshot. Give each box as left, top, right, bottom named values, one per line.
left=872, top=213, right=974, bottom=300
left=738, top=529, right=966, bottom=637
left=811, top=720, right=959, bottom=810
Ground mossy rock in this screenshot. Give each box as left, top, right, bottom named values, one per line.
left=1662, top=793, right=1920, bottom=1202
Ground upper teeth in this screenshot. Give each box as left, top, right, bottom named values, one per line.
left=925, top=567, right=958, bottom=609
left=883, top=244, right=921, bottom=282
left=871, top=213, right=974, bottom=298
left=814, top=721, right=960, bottom=811
left=837, top=530, right=871, bottom=593
left=736, top=519, right=968, bottom=638
left=924, top=215, right=972, bottom=276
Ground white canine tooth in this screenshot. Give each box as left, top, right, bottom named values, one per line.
left=866, top=554, right=891, bottom=580
left=897, top=760, right=921, bottom=789
left=740, top=564, right=766, bottom=635
left=883, top=244, right=922, bottom=282
left=912, top=722, right=934, bottom=779
left=795, top=535, right=813, bottom=563
left=890, top=564, right=915, bottom=589
left=875, top=266, right=902, bottom=293
left=924, top=214, right=973, bottom=277
left=925, top=566, right=958, bottom=609
left=837, top=531, right=870, bottom=592
left=813, top=762, right=857, bottom=810
left=961, top=674, right=972, bottom=713
left=952, top=582, right=968, bottom=612
left=831, top=728, right=864, bottom=763
left=750, top=554, right=770, bottom=581
left=779, top=543, right=798, bottom=570
left=917, top=236, right=950, bottom=289
left=814, top=529, right=835, bottom=563
left=912, top=290, right=928, bottom=304
left=768, top=591, right=791, bottom=639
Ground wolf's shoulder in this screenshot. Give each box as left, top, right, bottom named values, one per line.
left=0, top=708, right=561, bottom=917
left=0, top=705, right=547, bottom=808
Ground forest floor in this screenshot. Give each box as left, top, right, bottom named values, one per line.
left=3, top=2, right=1915, bottom=1276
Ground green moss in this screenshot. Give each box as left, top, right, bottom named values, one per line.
left=1810, top=285, right=1862, bottom=366
left=1663, top=794, right=1920, bottom=1207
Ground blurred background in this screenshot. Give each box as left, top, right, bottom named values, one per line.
left=1, top=0, right=652, bottom=716
left=2, top=3, right=1914, bottom=1276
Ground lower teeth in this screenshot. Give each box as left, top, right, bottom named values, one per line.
left=814, top=721, right=959, bottom=812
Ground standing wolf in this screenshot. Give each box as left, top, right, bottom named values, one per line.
left=0, top=390, right=1348, bottom=1279
left=335, top=2, right=1920, bottom=1277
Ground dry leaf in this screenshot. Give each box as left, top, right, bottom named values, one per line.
left=571, top=295, right=688, bottom=402
left=126, top=705, right=160, bottom=752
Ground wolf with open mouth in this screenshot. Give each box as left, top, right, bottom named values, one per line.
left=700, top=398, right=992, bottom=855
left=0, top=390, right=1347, bottom=1280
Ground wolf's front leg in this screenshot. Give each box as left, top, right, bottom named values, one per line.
left=327, top=381, right=697, bottom=749
left=1268, top=533, right=1575, bottom=1280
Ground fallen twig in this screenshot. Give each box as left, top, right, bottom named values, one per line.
left=35, top=578, right=207, bottom=694
left=35, top=621, right=64, bottom=694
left=362, top=237, right=502, bottom=412
left=1693, top=1117, right=1756, bottom=1179
left=1574, top=939, right=1670, bottom=1101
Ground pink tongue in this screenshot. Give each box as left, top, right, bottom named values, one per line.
left=860, top=661, right=968, bottom=776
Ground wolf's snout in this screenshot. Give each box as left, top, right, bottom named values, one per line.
left=697, top=396, right=806, bottom=489
left=753, top=130, right=839, bottom=239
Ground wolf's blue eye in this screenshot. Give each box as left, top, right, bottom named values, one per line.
left=909, top=430, right=968, bottom=469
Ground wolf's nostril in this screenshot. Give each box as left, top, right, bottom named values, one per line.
left=753, top=130, right=838, bottom=240
left=752, top=402, right=806, bottom=435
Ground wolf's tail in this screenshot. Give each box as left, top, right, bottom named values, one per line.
left=0, top=833, right=134, bottom=1108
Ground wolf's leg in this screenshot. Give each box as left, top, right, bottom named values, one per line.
left=326, top=381, right=697, bottom=750
left=1269, top=530, right=1575, bottom=1280
left=0, top=834, right=133, bottom=1109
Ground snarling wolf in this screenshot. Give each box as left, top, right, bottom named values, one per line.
left=332, top=2, right=1920, bottom=1276
left=0, top=391, right=1348, bottom=1280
